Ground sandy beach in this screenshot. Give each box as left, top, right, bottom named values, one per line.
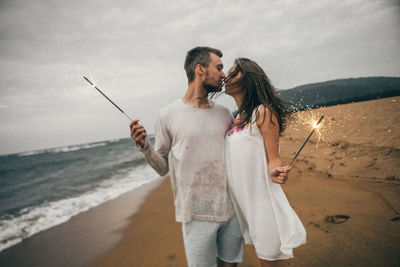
left=95, top=97, right=400, bottom=267
left=1, top=97, right=398, bottom=267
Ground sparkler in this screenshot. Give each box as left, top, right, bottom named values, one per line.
left=83, top=76, right=133, bottom=121
left=288, top=115, right=324, bottom=167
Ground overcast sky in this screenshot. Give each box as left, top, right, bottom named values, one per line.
left=0, top=0, right=399, bottom=155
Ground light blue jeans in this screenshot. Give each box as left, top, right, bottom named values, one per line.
left=182, top=215, right=244, bottom=267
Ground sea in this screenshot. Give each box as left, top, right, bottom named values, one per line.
left=0, top=137, right=159, bottom=252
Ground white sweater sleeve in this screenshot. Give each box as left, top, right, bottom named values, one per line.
left=138, top=113, right=171, bottom=176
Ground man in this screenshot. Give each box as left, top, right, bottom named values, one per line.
left=130, top=47, right=244, bottom=267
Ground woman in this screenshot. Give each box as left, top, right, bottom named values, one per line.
left=224, top=58, right=306, bottom=267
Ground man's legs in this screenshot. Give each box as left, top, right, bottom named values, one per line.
left=182, top=220, right=218, bottom=267
left=216, top=215, right=244, bottom=266
left=182, top=217, right=243, bottom=267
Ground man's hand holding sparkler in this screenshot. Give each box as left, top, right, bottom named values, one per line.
left=130, top=120, right=147, bottom=149
left=270, top=166, right=291, bottom=184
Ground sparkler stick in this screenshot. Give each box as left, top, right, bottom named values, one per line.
left=288, top=115, right=324, bottom=167
left=83, top=76, right=133, bottom=121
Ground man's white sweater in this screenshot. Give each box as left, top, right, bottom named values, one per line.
left=139, top=99, right=235, bottom=223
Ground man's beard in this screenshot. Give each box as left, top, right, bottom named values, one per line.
left=203, top=73, right=222, bottom=93
left=203, top=82, right=222, bottom=93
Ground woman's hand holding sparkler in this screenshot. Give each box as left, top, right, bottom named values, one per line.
left=270, top=166, right=291, bottom=184
left=130, top=120, right=147, bottom=149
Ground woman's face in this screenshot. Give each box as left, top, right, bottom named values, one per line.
left=224, top=64, right=242, bottom=96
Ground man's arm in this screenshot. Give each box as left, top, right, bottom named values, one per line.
left=130, top=117, right=170, bottom=176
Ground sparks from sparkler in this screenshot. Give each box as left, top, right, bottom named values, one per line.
left=83, top=76, right=133, bottom=121
left=313, top=120, right=321, bottom=129
left=288, top=115, right=324, bottom=167
left=290, top=108, right=330, bottom=145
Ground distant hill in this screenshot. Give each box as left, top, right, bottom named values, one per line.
left=278, top=77, right=400, bottom=111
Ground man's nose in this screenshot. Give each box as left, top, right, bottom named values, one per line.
left=221, top=72, right=226, bottom=79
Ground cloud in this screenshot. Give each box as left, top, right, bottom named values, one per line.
left=0, top=0, right=399, bottom=154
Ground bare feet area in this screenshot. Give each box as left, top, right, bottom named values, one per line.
left=95, top=97, right=400, bottom=267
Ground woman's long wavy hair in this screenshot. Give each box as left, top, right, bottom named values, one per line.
left=226, top=58, right=291, bottom=134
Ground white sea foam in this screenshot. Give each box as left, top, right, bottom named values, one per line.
left=49, top=142, right=107, bottom=153
left=108, top=137, right=125, bottom=143
left=18, top=150, right=46, bottom=157
left=0, top=164, right=159, bottom=252
left=18, top=142, right=108, bottom=157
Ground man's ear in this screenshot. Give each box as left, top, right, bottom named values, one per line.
left=195, top=64, right=205, bottom=76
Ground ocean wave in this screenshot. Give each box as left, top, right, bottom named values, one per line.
left=17, top=150, right=46, bottom=157
left=49, top=142, right=108, bottom=153
left=18, top=142, right=108, bottom=157
left=0, top=165, right=159, bottom=252
left=108, top=137, right=126, bottom=143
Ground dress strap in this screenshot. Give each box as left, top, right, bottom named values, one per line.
left=247, top=105, right=264, bottom=133
left=251, top=105, right=264, bottom=122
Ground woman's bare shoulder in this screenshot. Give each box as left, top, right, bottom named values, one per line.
left=256, top=105, right=278, bottom=128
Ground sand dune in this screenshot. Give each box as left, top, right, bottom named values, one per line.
left=96, top=97, right=400, bottom=267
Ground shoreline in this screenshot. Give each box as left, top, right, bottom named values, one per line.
left=0, top=177, right=164, bottom=267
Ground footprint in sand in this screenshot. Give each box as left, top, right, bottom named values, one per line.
left=308, top=222, right=329, bottom=233
left=385, top=147, right=400, bottom=157
left=166, top=254, right=176, bottom=260
left=331, top=141, right=350, bottom=150
left=308, top=163, right=316, bottom=170
left=324, top=215, right=350, bottom=224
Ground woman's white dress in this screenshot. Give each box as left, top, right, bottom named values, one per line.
left=225, top=110, right=306, bottom=260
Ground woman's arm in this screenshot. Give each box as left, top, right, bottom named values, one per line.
left=256, top=105, right=290, bottom=184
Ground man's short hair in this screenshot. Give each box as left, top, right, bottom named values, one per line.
left=184, top=47, right=223, bottom=83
